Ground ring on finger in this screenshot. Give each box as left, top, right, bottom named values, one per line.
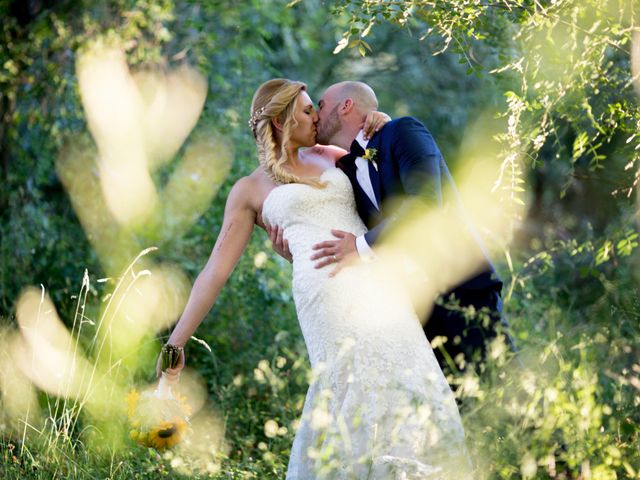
left=332, top=255, right=338, bottom=262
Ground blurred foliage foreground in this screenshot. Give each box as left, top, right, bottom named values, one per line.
left=1, top=0, right=640, bottom=479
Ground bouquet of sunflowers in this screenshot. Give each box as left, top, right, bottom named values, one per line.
left=127, top=344, right=192, bottom=450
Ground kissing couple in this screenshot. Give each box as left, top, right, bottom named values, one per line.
left=159, top=79, right=514, bottom=479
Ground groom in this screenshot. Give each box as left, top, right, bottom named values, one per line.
left=308, top=81, right=513, bottom=374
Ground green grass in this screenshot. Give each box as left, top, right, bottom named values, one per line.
left=1, top=241, right=639, bottom=479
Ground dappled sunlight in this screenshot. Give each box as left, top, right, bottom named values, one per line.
left=0, top=328, right=41, bottom=439
left=1, top=252, right=228, bottom=470
left=2, top=255, right=196, bottom=439
left=2, top=0, right=639, bottom=476
left=159, top=133, right=233, bottom=237
left=0, top=42, right=238, bottom=473
left=171, top=368, right=209, bottom=417
left=171, top=407, right=229, bottom=476
left=131, top=67, right=209, bottom=170
left=13, top=287, right=97, bottom=401
left=76, top=47, right=208, bottom=227
left=375, top=112, right=525, bottom=322
left=95, top=259, right=190, bottom=367
left=76, top=48, right=157, bottom=226
left=55, top=140, right=141, bottom=273
left=59, top=45, right=232, bottom=275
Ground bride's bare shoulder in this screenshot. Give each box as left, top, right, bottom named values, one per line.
left=232, top=168, right=276, bottom=203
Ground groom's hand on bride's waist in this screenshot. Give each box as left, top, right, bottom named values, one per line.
left=311, top=230, right=357, bottom=276
left=267, top=224, right=292, bottom=263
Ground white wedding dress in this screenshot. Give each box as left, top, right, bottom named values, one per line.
left=262, top=168, right=472, bottom=479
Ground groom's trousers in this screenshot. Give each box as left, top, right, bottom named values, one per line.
left=423, top=284, right=515, bottom=374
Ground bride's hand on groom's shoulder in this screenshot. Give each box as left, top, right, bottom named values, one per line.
left=267, top=224, right=292, bottom=263
left=362, top=111, right=391, bottom=140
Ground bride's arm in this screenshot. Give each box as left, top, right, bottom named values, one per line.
left=362, top=110, right=391, bottom=139
left=158, top=178, right=257, bottom=374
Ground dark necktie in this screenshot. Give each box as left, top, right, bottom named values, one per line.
left=349, top=138, right=366, bottom=158
left=337, top=139, right=366, bottom=170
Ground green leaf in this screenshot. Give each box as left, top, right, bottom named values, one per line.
left=595, top=240, right=613, bottom=266
left=616, top=232, right=639, bottom=257
left=572, top=131, right=588, bottom=162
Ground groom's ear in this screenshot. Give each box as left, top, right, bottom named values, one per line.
left=340, top=98, right=354, bottom=115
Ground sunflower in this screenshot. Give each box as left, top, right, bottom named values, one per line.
left=125, top=381, right=191, bottom=450
left=148, top=417, right=188, bottom=450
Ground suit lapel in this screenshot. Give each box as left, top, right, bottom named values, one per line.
left=364, top=135, right=384, bottom=210
left=367, top=160, right=382, bottom=208
left=337, top=154, right=379, bottom=224
left=357, top=181, right=379, bottom=222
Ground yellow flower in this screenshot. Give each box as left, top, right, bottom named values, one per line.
left=363, top=148, right=376, bottom=161
left=125, top=386, right=191, bottom=450
left=148, top=417, right=187, bottom=450
left=125, top=389, right=140, bottom=419
left=362, top=148, right=378, bottom=171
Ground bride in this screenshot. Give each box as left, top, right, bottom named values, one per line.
left=158, top=79, right=472, bottom=479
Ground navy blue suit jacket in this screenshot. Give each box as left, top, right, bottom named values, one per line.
left=338, top=116, right=502, bottom=292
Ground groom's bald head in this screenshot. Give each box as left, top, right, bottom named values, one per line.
left=328, top=81, right=378, bottom=114
left=316, top=81, right=378, bottom=148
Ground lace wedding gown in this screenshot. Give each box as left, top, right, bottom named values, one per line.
left=262, top=168, right=472, bottom=480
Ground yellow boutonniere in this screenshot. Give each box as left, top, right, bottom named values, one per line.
left=363, top=148, right=378, bottom=171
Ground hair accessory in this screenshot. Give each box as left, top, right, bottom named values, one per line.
left=248, top=106, right=266, bottom=135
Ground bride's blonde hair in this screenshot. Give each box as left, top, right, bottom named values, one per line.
left=250, top=79, right=324, bottom=188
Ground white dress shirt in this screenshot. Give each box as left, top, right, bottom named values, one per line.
left=353, top=130, right=378, bottom=260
